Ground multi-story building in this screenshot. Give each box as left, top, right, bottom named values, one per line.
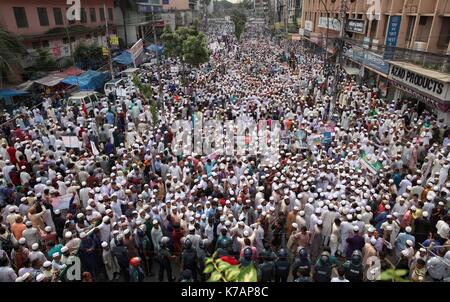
left=0, top=0, right=116, bottom=64
left=115, top=0, right=163, bottom=47
left=300, top=0, right=450, bottom=124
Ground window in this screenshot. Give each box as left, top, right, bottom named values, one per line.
left=32, top=42, right=40, bottom=49
left=81, top=8, right=87, bottom=23
left=70, top=36, right=75, bottom=42
left=53, top=8, right=63, bottom=25
left=108, top=8, right=113, bottom=21
left=419, top=16, right=427, bottom=26
left=63, top=37, right=69, bottom=44
left=37, top=7, right=49, bottom=26
left=13, top=7, right=28, bottom=28
left=42, top=40, right=50, bottom=48
left=86, top=34, right=92, bottom=39
left=99, top=7, right=105, bottom=21
left=90, top=8, right=96, bottom=22
left=163, top=0, right=170, bottom=4
left=93, top=32, right=98, bottom=38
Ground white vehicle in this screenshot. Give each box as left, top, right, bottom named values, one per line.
left=120, top=67, right=140, bottom=79
left=104, top=78, right=124, bottom=95
left=67, top=91, right=104, bottom=115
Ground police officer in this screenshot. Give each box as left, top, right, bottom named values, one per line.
left=181, top=239, right=198, bottom=281
left=292, top=248, right=311, bottom=280
left=343, top=250, right=364, bottom=282
left=157, top=236, right=174, bottom=282
left=198, top=239, right=210, bottom=281
left=215, top=227, right=232, bottom=257
left=240, top=247, right=255, bottom=267
left=313, top=251, right=332, bottom=282
left=274, top=249, right=290, bottom=282
left=258, top=250, right=275, bottom=282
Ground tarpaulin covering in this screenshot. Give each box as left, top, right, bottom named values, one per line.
left=34, top=73, right=67, bottom=87
left=0, top=88, right=29, bottom=98
left=61, top=70, right=110, bottom=91
left=112, top=51, right=133, bottom=65
left=145, top=44, right=164, bottom=54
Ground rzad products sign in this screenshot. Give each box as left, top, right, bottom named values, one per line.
left=389, top=65, right=450, bottom=102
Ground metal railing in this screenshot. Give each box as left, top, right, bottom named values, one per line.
left=344, top=38, right=450, bottom=74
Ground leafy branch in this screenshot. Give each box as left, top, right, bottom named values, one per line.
left=203, top=253, right=257, bottom=282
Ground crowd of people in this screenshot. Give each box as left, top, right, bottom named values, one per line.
left=0, top=20, right=449, bottom=283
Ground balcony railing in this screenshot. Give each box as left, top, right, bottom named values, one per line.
left=345, top=38, right=450, bottom=74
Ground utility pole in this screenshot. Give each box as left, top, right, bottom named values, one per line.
left=151, top=7, right=164, bottom=110
left=104, top=4, right=115, bottom=79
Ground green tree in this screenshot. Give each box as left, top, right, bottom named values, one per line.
left=0, top=30, right=27, bottom=86
left=203, top=254, right=257, bottom=282
left=182, top=32, right=210, bottom=67
left=231, top=9, right=247, bottom=41
left=74, top=43, right=105, bottom=70
left=33, top=49, right=58, bottom=72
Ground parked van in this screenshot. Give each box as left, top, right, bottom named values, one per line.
left=67, top=91, right=104, bottom=115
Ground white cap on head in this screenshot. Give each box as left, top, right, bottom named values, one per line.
left=422, top=211, right=429, bottom=218
left=31, top=243, right=39, bottom=250
left=101, top=241, right=108, bottom=248
left=406, top=240, right=413, bottom=246
left=43, top=261, right=51, bottom=268
left=36, top=274, right=45, bottom=282
left=405, top=226, right=412, bottom=233
left=64, top=231, right=72, bottom=239
left=353, top=225, right=359, bottom=232
left=44, top=226, right=52, bottom=232
left=370, top=238, right=377, bottom=245
left=61, top=246, right=69, bottom=253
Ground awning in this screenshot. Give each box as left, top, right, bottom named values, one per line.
left=61, top=70, right=111, bottom=91
left=343, top=65, right=360, bottom=76
left=34, top=73, right=67, bottom=87
left=0, top=88, right=29, bottom=98
left=113, top=51, right=133, bottom=65
left=145, top=44, right=164, bottom=54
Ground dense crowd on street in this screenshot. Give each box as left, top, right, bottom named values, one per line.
left=0, top=20, right=449, bottom=283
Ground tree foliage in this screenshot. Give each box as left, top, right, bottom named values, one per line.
left=132, top=74, right=158, bottom=125
left=161, top=26, right=210, bottom=67
left=0, top=30, right=27, bottom=85
left=33, top=49, right=58, bottom=72
left=231, top=9, right=247, bottom=41
left=73, top=43, right=105, bottom=70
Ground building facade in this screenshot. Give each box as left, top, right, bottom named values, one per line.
left=299, top=0, right=450, bottom=124
left=0, top=0, right=116, bottom=65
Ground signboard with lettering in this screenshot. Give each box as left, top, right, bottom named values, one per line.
left=389, top=64, right=449, bottom=102
left=129, top=39, right=144, bottom=67
left=305, top=20, right=313, bottom=32
left=364, top=52, right=390, bottom=75
left=384, top=16, right=401, bottom=59
left=346, top=19, right=365, bottom=34
left=318, top=17, right=341, bottom=31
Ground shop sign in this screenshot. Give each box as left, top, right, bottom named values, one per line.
left=346, top=19, right=365, bottom=34
left=305, top=20, right=313, bottom=31
left=318, top=17, right=341, bottom=31
left=364, top=52, right=389, bottom=75
left=389, top=65, right=449, bottom=101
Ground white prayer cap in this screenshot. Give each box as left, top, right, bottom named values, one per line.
left=61, top=246, right=69, bottom=253
left=36, top=274, right=45, bottom=282
left=406, top=240, right=413, bottom=247
left=44, top=226, right=52, bottom=233
left=43, top=261, right=51, bottom=268
left=31, top=243, right=39, bottom=250
left=353, top=226, right=359, bottom=232
left=405, top=226, right=412, bottom=233
left=64, top=231, right=72, bottom=239
left=422, top=211, right=429, bottom=218
left=370, top=238, right=377, bottom=245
